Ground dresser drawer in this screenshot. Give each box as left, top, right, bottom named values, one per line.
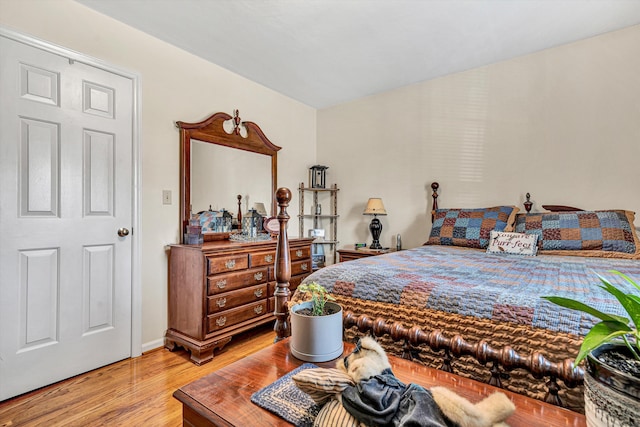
left=207, top=267, right=269, bottom=295
left=268, top=260, right=311, bottom=281
left=291, top=259, right=311, bottom=276
left=206, top=254, right=249, bottom=275
left=252, top=248, right=309, bottom=267
left=207, top=300, right=269, bottom=333
left=290, top=246, right=311, bottom=261
left=249, top=251, right=276, bottom=267
left=207, top=283, right=268, bottom=313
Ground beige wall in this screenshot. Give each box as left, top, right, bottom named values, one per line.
left=318, top=25, right=640, bottom=250
left=3, top=0, right=639, bottom=350
left=0, top=0, right=317, bottom=349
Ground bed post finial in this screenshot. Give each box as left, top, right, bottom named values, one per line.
left=274, top=187, right=292, bottom=342
left=431, top=182, right=439, bottom=223
left=524, top=193, right=533, bottom=213
left=232, top=109, right=241, bottom=135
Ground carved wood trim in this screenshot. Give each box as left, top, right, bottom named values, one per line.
left=176, top=111, right=281, bottom=155
left=343, top=311, right=584, bottom=407
left=542, top=205, right=584, bottom=212
left=524, top=192, right=533, bottom=213
left=431, top=182, right=439, bottom=223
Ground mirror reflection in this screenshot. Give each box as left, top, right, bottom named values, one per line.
left=190, top=140, right=272, bottom=216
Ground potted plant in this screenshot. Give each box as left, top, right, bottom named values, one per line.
left=290, top=282, right=343, bottom=362
left=542, top=270, right=639, bottom=426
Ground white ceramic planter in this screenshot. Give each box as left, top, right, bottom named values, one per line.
left=290, top=301, right=343, bottom=362
left=584, top=344, right=639, bottom=427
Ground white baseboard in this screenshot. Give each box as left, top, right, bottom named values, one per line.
left=141, top=338, right=165, bottom=354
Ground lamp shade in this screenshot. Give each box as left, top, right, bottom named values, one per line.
left=363, top=198, right=387, bottom=216
left=253, top=202, right=268, bottom=216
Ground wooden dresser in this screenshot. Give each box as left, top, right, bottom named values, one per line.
left=165, top=237, right=314, bottom=364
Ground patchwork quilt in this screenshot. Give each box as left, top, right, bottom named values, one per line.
left=305, top=245, right=640, bottom=337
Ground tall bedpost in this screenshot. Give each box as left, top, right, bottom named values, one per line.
left=273, top=187, right=292, bottom=341
left=431, top=182, right=439, bottom=223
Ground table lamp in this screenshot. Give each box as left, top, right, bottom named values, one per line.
left=363, top=198, right=387, bottom=249
left=254, top=202, right=268, bottom=216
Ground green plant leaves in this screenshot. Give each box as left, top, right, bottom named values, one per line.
left=575, top=321, right=632, bottom=365
left=298, top=282, right=335, bottom=316
left=542, top=269, right=640, bottom=364
left=610, top=270, right=640, bottom=293
left=600, top=271, right=640, bottom=332
left=541, top=296, right=628, bottom=324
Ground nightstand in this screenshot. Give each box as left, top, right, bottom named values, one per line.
left=337, top=247, right=396, bottom=262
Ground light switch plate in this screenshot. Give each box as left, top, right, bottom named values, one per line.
left=162, top=190, right=172, bottom=205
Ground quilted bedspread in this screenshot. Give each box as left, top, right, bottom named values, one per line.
left=305, top=245, right=640, bottom=337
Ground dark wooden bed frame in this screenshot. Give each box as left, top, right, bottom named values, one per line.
left=272, top=183, right=585, bottom=408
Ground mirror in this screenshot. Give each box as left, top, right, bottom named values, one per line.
left=177, top=111, right=280, bottom=243
left=190, top=141, right=272, bottom=214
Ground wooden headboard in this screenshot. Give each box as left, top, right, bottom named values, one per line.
left=541, top=205, right=583, bottom=212
left=429, top=183, right=584, bottom=215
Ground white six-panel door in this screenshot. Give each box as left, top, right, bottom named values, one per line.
left=0, top=34, right=135, bottom=400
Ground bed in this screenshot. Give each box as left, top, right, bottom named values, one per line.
left=274, top=183, right=640, bottom=413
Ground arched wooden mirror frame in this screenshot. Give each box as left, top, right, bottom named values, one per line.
left=176, top=110, right=281, bottom=243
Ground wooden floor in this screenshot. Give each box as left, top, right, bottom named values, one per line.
left=0, top=325, right=276, bottom=427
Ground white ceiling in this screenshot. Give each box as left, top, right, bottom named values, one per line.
left=76, top=0, right=640, bottom=109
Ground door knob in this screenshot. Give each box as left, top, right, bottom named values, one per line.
left=117, top=228, right=130, bottom=237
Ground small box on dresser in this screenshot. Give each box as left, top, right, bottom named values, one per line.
left=165, top=237, right=314, bottom=365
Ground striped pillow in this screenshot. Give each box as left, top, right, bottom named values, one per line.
left=314, top=399, right=360, bottom=427
left=292, top=368, right=354, bottom=405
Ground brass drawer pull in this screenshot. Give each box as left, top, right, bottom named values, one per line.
left=225, top=259, right=236, bottom=269
left=254, top=289, right=263, bottom=298
left=216, top=298, right=226, bottom=308
left=254, top=272, right=263, bottom=281
left=301, top=263, right=308, bottom=271
left=216, top=279, right=227, bottom=289
left=264, top=254, right=273, bottom=263
left=216, top=317, right=226, bottom=327
left=254, top=306, right=263, bottom=315
left=296, top=250, right=303, bottom=257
